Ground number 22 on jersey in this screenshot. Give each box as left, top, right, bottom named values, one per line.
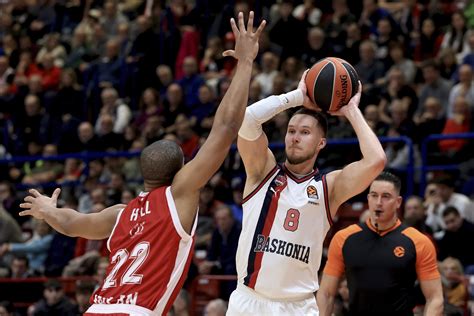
left=103, top=241, right=150, bottom=288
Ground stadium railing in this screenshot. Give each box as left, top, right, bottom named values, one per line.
left=2, top=134, right=474, bottom=197
left=420, top=132, right=474, bottom=194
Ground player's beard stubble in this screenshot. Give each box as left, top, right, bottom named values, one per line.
left=285, top=147, right=317, bottom=165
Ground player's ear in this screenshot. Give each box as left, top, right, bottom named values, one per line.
left=317, top=138, right=326, bottom=151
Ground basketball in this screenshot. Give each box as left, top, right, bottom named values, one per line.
left=305, top=57, right=359, bottom=112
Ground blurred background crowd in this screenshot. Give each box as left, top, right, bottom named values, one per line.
left=0, top=0, right=474, bottom=315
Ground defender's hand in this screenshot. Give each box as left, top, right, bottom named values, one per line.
left=222, top=11, right=266, bottom=63
left=19, top=188, right=61, bottom=219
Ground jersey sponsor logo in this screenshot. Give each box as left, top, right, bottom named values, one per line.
left=253, top=234, right=310, bottom=264
left=393, top=246, right=405, bottom=258
left=129, top=221, right=145, bottom=238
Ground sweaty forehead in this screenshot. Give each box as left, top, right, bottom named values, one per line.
left=288, top=114, right=318, bottom=129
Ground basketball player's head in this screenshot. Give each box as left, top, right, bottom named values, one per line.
left=140, top=140, right=184, bottom=187
left=367, top=171, right=402, bottom=225
left=285, top=109, right=327, bottom=166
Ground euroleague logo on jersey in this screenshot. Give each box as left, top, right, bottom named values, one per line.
left=307, top=185, right=319, bottom=205
left=129, top=221, right=145, bottom=238
left=393, top=246, right=405, bottom=258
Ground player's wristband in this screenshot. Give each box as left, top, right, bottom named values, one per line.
left=238, top=90, right=303, bottom=141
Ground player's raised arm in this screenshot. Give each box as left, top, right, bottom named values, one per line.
left=325, top=83, right=387, bottom=217
left=171, top=12, right=265, bottom=228
left=20, top=188, right=124, bottom=239
left=237, top=70, right=315, bottom=189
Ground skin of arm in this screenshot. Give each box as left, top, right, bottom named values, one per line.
left=325, top=83, right=387, bottom=217
left=316, top=274, right=340, bottom=316
left=420, top=279, right=444, bottom=316
left=20, top=188, right=125, bottom=240
left=171, top=12, right=266, bottom=233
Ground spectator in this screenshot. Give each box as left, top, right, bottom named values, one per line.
left=387, top=42, right=416, bottom=84
left=0, top=205, right=22, bottom=247
left=29, top=279, right=76, bottom=316
left=425, top=176, right=472, bottom=232
left=438, top=48, right=458, bottom=81
left=22, top=144, right=63, bottom=185
left=403, top=195, right=433, bottom=235
left=414, top=18, right=443, bottom=62
left=436, top=206, right=474, bottom=268
left=175, top=115, right=200, bottom=162
left=269, top=0, right=307, bottom=59
left=172, top=290, right=190, bottom=316
left=418, top=60, right=452, bottom=114
left=254, top=52, right=279, bottom=98
left=9, top=255, right=31, bottom=278
left=341, top=22, right=362, bottom=65
left=440, top=11, right=469, bottom=64
left=95, top=87, right=132, bottom=135
left=354, top=40, right=385, bottom=96
left=73, top=281, right=95, bottom=314
left=134, top=87, right=162, bottom=128
left=100, top=0, right=129, bottom=37
left=292, top=0, right=322, bottom=27
left=440, top=257, right=468, bottom=310
left=0, top=219, right=53, bottom=273
left=439, top=97, right=471, bottom=159
left=301, top=27, right=333, bottom=69
left=37, top=53, right=61, bottom=91
left=0, top=301, right=15, bottom=316
left=447, top=64, right=474, bottom=118
left=156, top=64, right=174, bottom=99
left=162, top=83, right=187, bottom=130
left=413, top=97, right=446, bottom=145
left=364, top=104, right=388, bottom=136
left=36, top=33, right=67, bottom=68
left=93, top=38, right=123, bottom=91
left=0, top=55, right=14, bottom=87
left=204, top=299, right=227, bottom=316
left=96, top=114, right=125, bottom=150
left=178, top=56, right=205, bottom=109
left=0, top=181, right=25, bottom=226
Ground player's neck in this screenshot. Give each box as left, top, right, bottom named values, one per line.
left=284, top=161, right=314, bottom=177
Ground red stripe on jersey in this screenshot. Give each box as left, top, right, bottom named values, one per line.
left=322, top=175, right=333, bottom=226
left=248, top=181, right=287, bottom=288
left=242, top=165, right=279, bottom=204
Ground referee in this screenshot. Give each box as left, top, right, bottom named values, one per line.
left=317, top=172, right=443, bottom=316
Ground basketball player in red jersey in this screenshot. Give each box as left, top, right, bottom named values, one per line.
left=19, top=12, right=266, bottom=316
left=228, top=75, right=387, bottom=313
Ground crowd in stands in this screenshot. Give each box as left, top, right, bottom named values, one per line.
left=0, top=0, right=474, bottom=314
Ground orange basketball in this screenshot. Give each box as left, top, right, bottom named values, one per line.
left=305, top=57, right=359, bottom=112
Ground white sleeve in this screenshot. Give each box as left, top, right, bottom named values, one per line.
left=238, top=90, right=304, bottom=141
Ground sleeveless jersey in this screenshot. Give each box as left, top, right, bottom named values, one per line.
left=236, top=164, right=332, bottom=300
left=87, top=186, right=197, bottom=315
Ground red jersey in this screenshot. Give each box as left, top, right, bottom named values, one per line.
left=85, top=186, right=197, bottom=316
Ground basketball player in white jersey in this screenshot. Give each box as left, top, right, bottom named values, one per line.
left=19, top=12, right=266, bottom=316
left=227, top=75, right=387, bottom=315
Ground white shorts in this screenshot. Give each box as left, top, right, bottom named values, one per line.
left=227, top=284, right=319, bottom=316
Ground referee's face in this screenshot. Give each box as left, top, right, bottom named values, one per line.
left=367, top=180, right=402, bottom=225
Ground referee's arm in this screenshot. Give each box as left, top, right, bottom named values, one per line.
left=420, top=279, right=443, bottom=316
left=403, top=228, right=444, bottom=316
left=317, top=230, right=347, bottom=316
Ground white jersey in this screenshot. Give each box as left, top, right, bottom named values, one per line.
left=236, top=164, right=332, bottom=300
